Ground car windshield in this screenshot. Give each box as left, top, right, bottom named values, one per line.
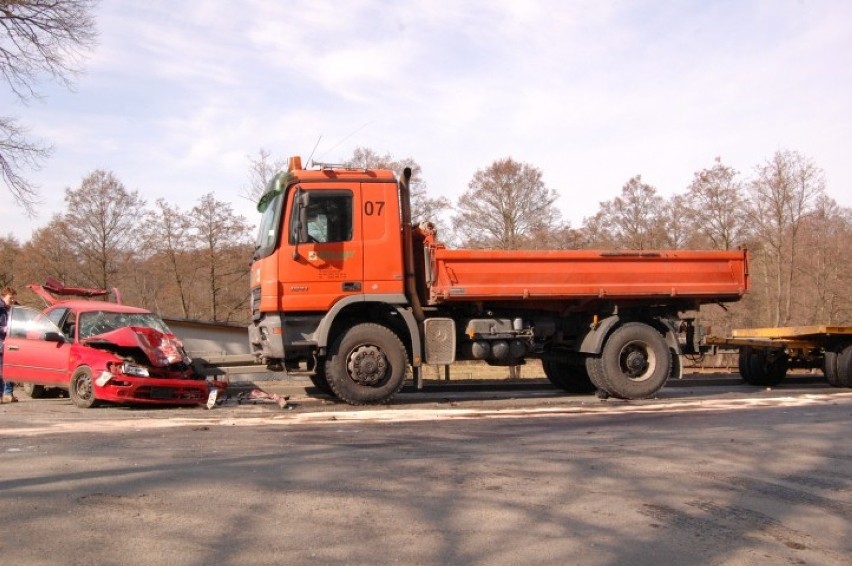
left=78, top=311, right=171, bottom=340
left=7, top=306, right=63, bottom=339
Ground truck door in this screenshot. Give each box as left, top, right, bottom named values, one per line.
left=279, top=187, right=364, bottom=311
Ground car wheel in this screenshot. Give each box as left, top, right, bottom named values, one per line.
left=69, top=367, right=100, bottom=409
left=23, top=382, right=48, bottom=399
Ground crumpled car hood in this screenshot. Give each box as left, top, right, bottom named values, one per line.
left=82, top=326, right=190, bottom=367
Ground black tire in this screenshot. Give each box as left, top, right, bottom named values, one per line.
left=542, top=357, right=596, bottom=394
left=69, top=366, right=99, bottom=409
left=738, top=347, right=753, bottom=383
left=742, top=349, right=787, bottom=386
left=823, top=348, right=840, bottom=386
left=325, top=323, right=408, bottom=405
left=596, top=322, right=671, bottom=399
left=308, top=363, right=334, bottom=395
left=584, top=354, right=610, bottom=393
left=835, top=343, right=852, bottom=387
left=22, top=382, right=47, bottom=399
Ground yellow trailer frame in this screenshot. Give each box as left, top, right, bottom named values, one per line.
left=705, top=326, right=852, bottom=388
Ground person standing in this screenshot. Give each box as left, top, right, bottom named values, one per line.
left=0, top=286, right=18, bottom=403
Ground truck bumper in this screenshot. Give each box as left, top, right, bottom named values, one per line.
left=249, top=312, right=323, bottom=363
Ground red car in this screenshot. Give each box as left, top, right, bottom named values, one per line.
left=2, top=282, right=209, bottom=408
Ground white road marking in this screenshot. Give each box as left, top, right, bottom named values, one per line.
left=3, top=392, right=851, bottom=437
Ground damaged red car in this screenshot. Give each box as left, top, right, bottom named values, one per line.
left=2, top=281, right=209, bottom=408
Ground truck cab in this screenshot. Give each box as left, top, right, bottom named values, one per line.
left=249, top=157, right=414, bottom=394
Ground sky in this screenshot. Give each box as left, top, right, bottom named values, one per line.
left=2, top=0, right=851, bottom=243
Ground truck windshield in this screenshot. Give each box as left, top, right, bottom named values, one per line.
left=254, top=191, right=284, bottom=259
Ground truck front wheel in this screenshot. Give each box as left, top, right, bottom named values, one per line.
left=325, top=323, right=408, bottom=405
left=588, top=322, right=671, bottom=399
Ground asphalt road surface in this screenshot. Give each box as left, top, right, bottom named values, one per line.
left=1, top=375, right=850, bottom=565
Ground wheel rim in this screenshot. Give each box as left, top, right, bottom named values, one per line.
left=346, top=345, right=389, bottom=386
left=75, top=373, right=94, bottom=400
left=618, top=340, right=656, bottom=382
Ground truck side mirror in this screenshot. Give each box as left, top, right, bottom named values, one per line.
left=292, top=188, right=311, bottom=259
left=298, top=191, right=311, bottom=243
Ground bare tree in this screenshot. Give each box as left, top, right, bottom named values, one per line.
left=683, top=157, right=748, bottom=250
left=584, top=175, right=667, bottom=250
left=63, top=169, right=146, bottom=291
left=796, top=196, right=851, bottom=324
left=17, top=215, right=80, bottom=292
left=243, top=147, right=286, bottom=204
left=0, top=116, right=50, bottom=214
left=453, top=157, right=561, bottom=249
left=344, top=146, right=450, bottom=228
left=191, top=193, right=253, bottom=322
left=0, top=0, right=98, bottom=212
left=0, top=232, right=20, bottom=287
left=144, top=199, right=196, bottom=318
left=747, top=149, right=825, bottom=325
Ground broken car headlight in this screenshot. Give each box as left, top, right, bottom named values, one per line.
left=121, top=363, right=150, bottom=377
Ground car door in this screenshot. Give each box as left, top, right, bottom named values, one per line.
left=2, top=306, right=72, bottom=386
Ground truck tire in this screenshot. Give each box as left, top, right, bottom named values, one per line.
left=823, top=348, right=841, bottom=387
left=325, top=323, right=408, bottom=405
left=594, top=322, right=671, bottom=399
left=23, top=382, right=48, bottom=399
left=742, top=350, right=787, bottom=386
left=308, top=363, right=334, bottom=395
left=737, top=347, right=753, bottom=383
left=69, top=366, right=100, bottom=409
left=835, top=343, right=852, bottom=387
left=542, top=357, right=596, bottom=394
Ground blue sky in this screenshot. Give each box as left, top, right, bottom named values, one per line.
left=2, top=0, right=850, bottom=242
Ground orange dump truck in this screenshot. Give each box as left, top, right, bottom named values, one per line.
left=249, top=158, right=749, bottom=404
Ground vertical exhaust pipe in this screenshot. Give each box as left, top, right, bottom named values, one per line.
left=398, top=167, right=425, bottom=323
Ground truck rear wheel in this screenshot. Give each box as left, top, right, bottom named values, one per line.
left=325, top=323, right=408, bottom=405
left=542, top=357, right=596, bottom=394
left=742, top=349, right=787, bottom=386
left=591, top=322, right=671, bottom=399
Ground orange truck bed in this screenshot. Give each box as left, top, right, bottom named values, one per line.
left=427, top=248, right=749, bottom=304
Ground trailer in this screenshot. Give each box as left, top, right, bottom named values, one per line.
left=706, top=326, right=852, bottom=387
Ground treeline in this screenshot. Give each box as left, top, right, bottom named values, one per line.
left=0, top=170, right=254, bottom=323
left=1, top=147, right=849, bottom=332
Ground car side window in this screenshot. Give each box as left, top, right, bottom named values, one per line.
left=7, top=306, right=63, bottom=341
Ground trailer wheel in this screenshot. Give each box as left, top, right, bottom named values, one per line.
left=594, top=323, right=671, bottom=399
left=834, top=343, right=852, bottom=387
left=69, top=367, right=100, bottom=409
left=823, top=348, right=841, bottom=387
left=22, top=382, right=47, bottom=399
left=325, top=323, right=408, bottom=405
left=742, top=350, right=788, bottom=386
left=737, top=347, right=753, bottom=382
left=543, top=357, right=596, bottom=394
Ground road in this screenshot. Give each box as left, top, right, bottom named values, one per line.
left=1, top=375, right=851, bottom=565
